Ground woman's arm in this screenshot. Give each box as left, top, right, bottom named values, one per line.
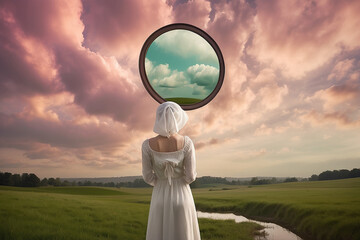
left=142, top=140, right=157, bottom=186
left=183, top=138, right=197, bottom=184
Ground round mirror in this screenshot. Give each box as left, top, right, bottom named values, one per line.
left=139, top=23, right=225, bottom=110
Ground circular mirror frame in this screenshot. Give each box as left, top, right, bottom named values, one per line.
left=139, top=23, right=225, bottom=110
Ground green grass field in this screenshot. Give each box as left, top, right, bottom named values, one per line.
left=165, top=97, right=202, bottom=105
left=0, top=178, right=359, bottom=240
left=0, top=186, right=261, bottom=240
left=193, top=178, right=360, bottom=240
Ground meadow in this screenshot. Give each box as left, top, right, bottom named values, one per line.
left=0, top=178, right=359, bottom=240
left=0, top=185, right=261, bottom=240
left=194, top=178, right=360, bottom=240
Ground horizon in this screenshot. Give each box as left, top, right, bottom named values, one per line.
left=0, top=0, right=359, bottom=179
left=3, top=167, right=353, bottom=180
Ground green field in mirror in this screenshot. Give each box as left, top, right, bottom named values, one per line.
left=145, top=29, right=220, bottom=105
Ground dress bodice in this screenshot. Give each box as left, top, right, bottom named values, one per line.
left=142, top=136, right=197, bottom=186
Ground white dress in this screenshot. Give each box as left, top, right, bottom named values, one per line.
left=142, top=135, right=201, bottom=240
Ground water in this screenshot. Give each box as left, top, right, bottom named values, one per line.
left=197, top=211, right=303, bottom=240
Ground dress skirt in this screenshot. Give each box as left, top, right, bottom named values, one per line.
left=146, top=178, right=201, bottom=240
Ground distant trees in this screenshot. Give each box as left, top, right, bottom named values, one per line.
left=309, top=168, right=360, bottom=181
left=0, top=171, right=152, bottom=188
left=0, top=172, right=76, bottom=187
left=74, top=178, right=149, bottom=188
left=189, top=176, right=281, bottom=187
left=0, top=172, right=40, bottom=187
left=22, top=173, right=40, bottom=187
left=309, top=174, right=319, bottom=181
left=190, top=168, right=360, bottom=187
left=249, top=177, right=283, bottom=185
left=350, top=168, right=360, bottom=178
left=1, top=172, right=12, bottom=186
left=190, top=176, right=229, bottom=188
left=2, top=167, right=359, bottom=189
left=122, top=178, right=149, bottom=188
left=249, top=177, right=278, bottom=185
left=284, top=177, right=298, bottom=183
left=315, top=168, right=360, bottom=181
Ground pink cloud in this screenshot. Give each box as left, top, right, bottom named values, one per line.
left=81, top=0, right=172, bottom=60
left=195, top=137, right=232, bottom=151
left=310, top=84, right=360, bottom=111
left=1, top=0, right=359, bottom=177
left=302, top=110, right=360, bottom=128
left=252, top=69, right=289, bottom=110
left=247, top=0, right=360, bottom=78
left=171, top=0, right=211, bottom=29
left=254, top=124, right=288, bottom=137
left=305, top=58, right=360, bottom=125
left=0, top=0, right=163, bottom=131
left=0, top=9, right=62, bottom=98
left=0, top=0, right=168, bottom=174
left=1, top=1, right=84, bottom=46
left=327, top=59, right=355, bottom=81
left=55, top=47, right=156, bottom=130
left=24, top=145, right=63, bottom=160
left=303, top=86, right=360, bottom=129
left=0, top=113, right=129, bottom=149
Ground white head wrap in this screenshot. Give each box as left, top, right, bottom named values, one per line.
left=153, top=101, right=189, bottom=138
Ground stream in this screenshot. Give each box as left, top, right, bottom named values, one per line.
left=197, top=211, right=303, bottom=240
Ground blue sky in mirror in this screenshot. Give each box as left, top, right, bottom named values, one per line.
left=145, top=29, right=219, bottom=101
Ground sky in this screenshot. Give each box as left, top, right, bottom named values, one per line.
left=145, top=29, right=219, bottom=100
left=0, top=0, right=359, bottom=179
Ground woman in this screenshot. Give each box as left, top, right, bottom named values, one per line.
left=142, top=101, right=201, bottom=240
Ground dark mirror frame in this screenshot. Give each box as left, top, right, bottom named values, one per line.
left=139, top=23, right=225, bottom=110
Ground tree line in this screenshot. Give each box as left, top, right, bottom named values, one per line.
left=309, top=168, right=360, bottom=181
left=190, top=176, right=301, bottom=188
left=0, top=172, right=41, bottom=187
left=1, top=167, right=359, bottom=188
left=0, top=172, right=149, bottom=188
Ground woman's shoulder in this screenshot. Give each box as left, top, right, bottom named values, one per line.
left=183, top=135, right=194, bottom=150
left=184, top=135, right=191, bottom=143
left=141, top=138, right=150, bottom=150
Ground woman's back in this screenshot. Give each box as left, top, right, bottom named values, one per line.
left=148, top=134, right=185, bottom=152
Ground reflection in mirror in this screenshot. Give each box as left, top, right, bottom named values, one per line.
left=145, top=30, right=220, bottom=105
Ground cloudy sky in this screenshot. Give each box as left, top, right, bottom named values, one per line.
left=0, top=0, right=359, bottom=179
left=145, top=29, right=219, bottom=100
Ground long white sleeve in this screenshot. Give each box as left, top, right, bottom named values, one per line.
left=142, top=140, right=157, bottom=186
left=183, top=137, right=197, bottom=184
